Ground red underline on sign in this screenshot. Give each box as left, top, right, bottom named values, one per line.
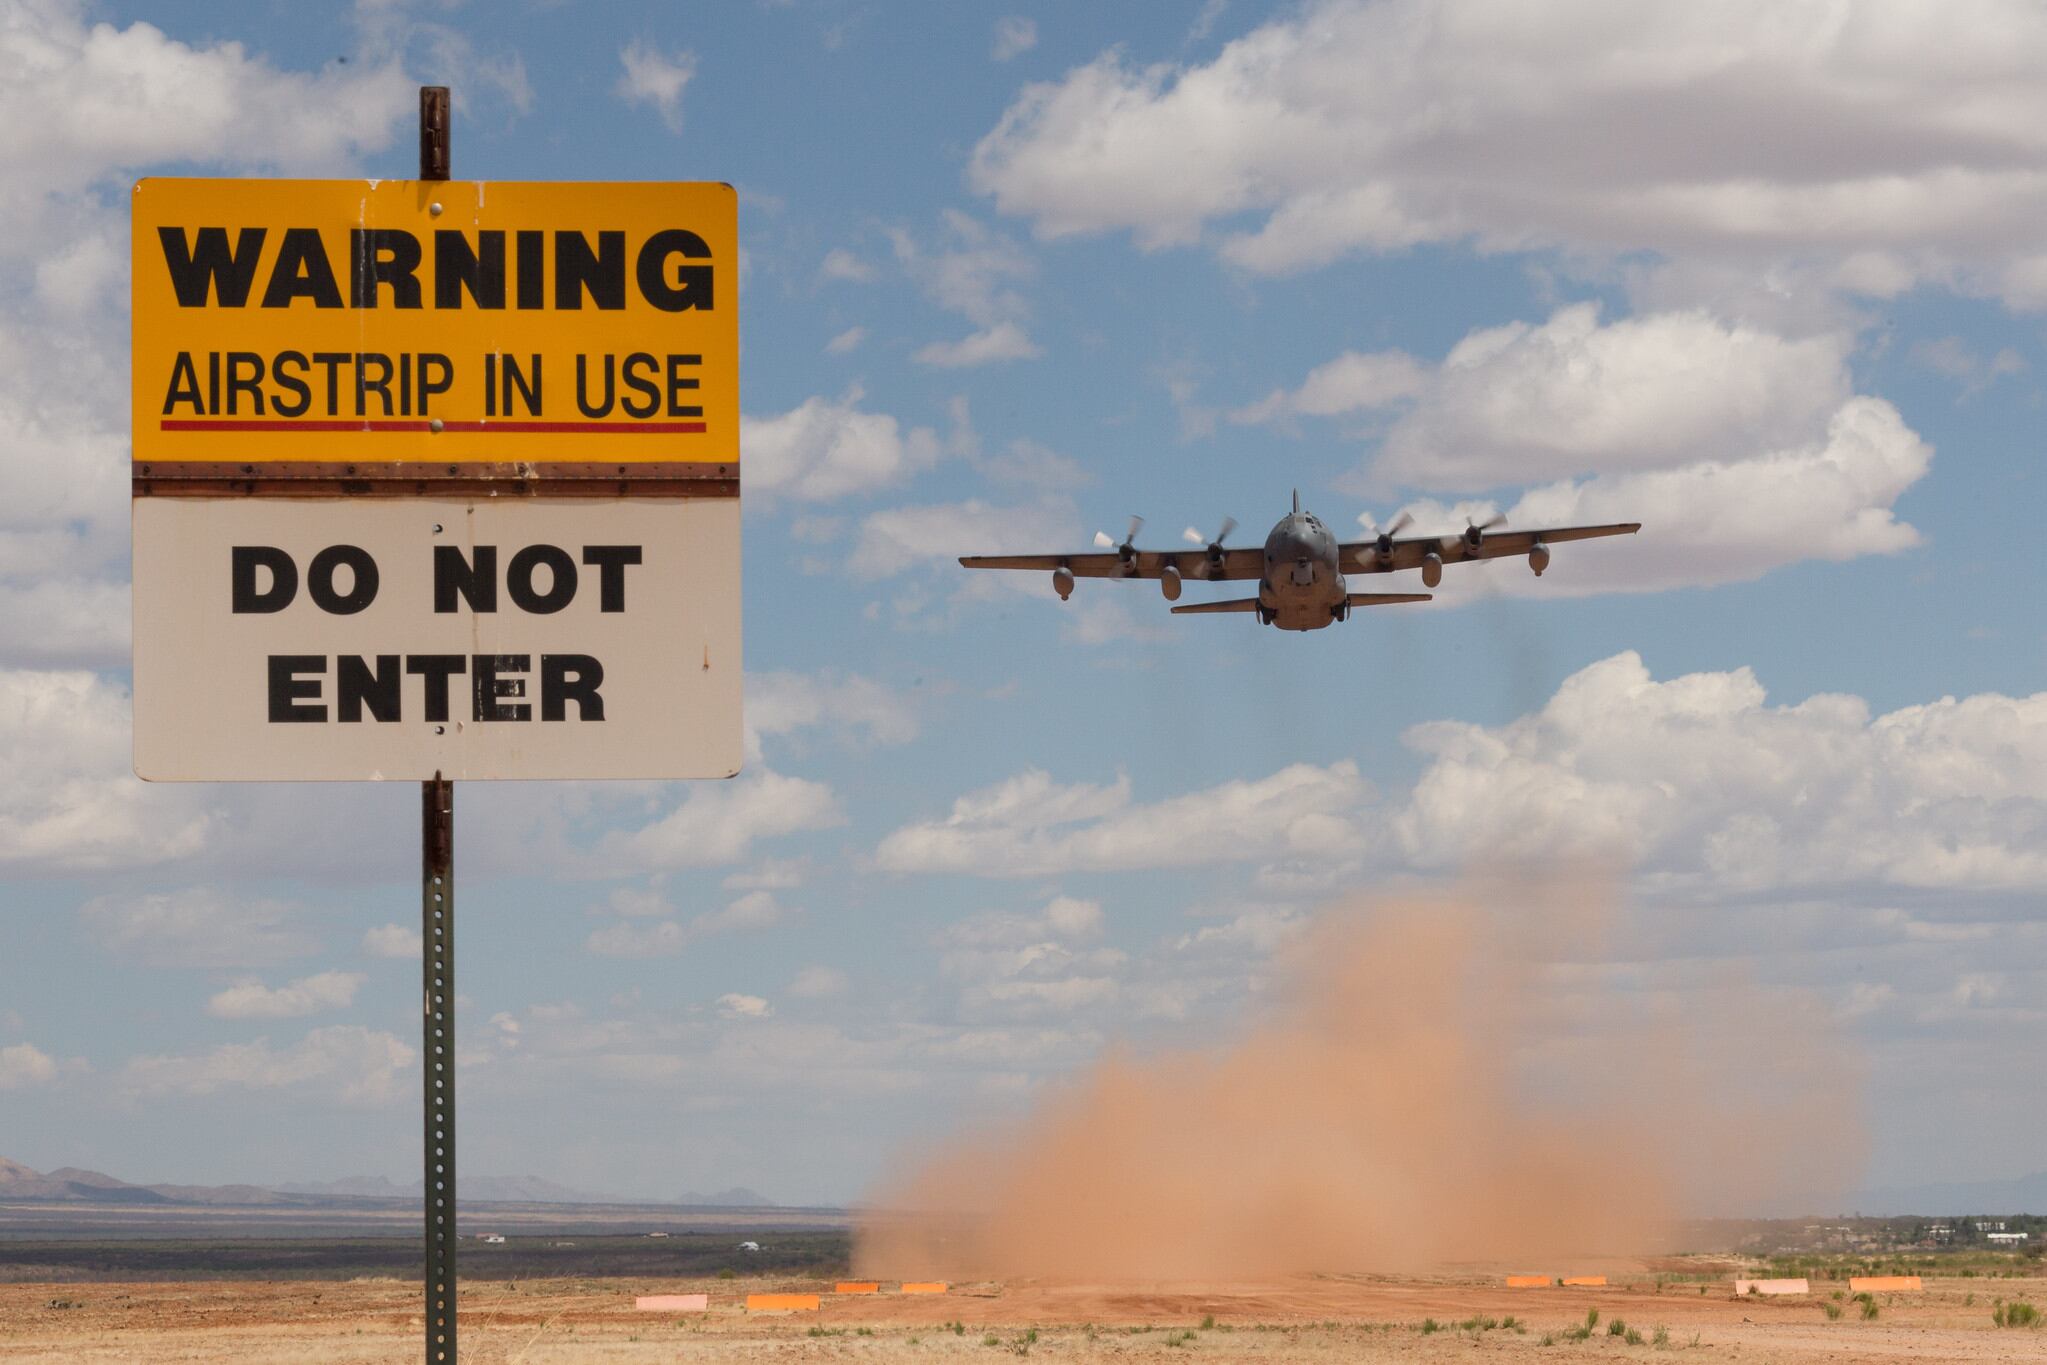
left=158, top=420, right=707, bottom=434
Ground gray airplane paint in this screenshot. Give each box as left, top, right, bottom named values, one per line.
left=1256, top=492, right=1349, bottom=631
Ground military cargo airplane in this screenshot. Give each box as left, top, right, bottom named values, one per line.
left=959, top=494, right=1640, bottom=631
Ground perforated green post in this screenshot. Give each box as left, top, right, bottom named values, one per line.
left=422, top=773, right=454, bottom=1362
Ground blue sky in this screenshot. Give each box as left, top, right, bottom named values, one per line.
left=1, top=0, right=2043, bottom=1209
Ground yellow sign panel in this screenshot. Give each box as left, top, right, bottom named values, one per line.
left=131, top=179, right=737, bottom=466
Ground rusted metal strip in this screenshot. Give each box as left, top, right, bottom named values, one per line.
left=133, top=461, right=738, bottom=499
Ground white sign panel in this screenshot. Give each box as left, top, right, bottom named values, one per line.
left=133, top=497, right=740, bottom=781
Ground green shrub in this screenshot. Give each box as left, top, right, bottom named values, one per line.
left=1993, top=1300, right=2039, bottom=1328
left=1608, top=1317, right=1627, bottom=1336
left=1586, top=1307, right=1601, bottom=1329
left=1822, top=1302, right=1842, bottom=1320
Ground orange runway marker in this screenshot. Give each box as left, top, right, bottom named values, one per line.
left=1849, top=1276, right=1921, bottom=1293
left=900, top=1282, right=948, bottom=1295
left=1506, top=1276, right=1551, bottom=1288
left=835, top=1282, right=880, bottom=1295
left=634, top=1294, right=708, bottom=1312
left=746, top=1293, right=821, bottom=1312
left=1562, top=1276, right=1607, bottom=1287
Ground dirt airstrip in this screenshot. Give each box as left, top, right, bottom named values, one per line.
left=3, top=1262, right=2040, bottom=1363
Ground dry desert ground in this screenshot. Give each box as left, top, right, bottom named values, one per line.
left=3, top=1262, right=2044, bottom=1363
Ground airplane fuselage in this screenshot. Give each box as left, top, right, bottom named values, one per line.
left=1258, top=510, right=1348, bottom=630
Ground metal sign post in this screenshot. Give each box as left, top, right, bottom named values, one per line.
left=422, top=774, right=454, bottom=1360
left=418, top=89, right=456, bottom=1365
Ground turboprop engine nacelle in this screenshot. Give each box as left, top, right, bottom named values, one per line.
left=1159, top=565, right=1182, bottom=601
left=1528, top=542, right=1550, bottom=576
left=1421, top=551, right=1443, bottom=588
left=1052, top=566, right=1075, bottom=600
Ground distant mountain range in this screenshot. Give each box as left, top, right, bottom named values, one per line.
left=273, top=1174, right=622, bottom=1204
left=671, top=1187, right=776, bottom=1208
left=0, top=1157, right=778, bottom=1209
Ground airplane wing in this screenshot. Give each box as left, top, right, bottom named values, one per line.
left=959, top=546, right=1265, bottom=580
left=1169, top=597, right=1261, bottom=614
left=1337, top=522, right=1641, bottom=575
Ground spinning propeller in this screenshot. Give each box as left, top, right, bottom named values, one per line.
left=1094, top=515, right=1144, bottom=577
left=1093, top=514, right=1144, bottom=554
left=1360, top=510, right=1412, bottom=564
left=1182, top=516, right=1237, bottom=579
left=1462, top=511, right=1507, bottom=553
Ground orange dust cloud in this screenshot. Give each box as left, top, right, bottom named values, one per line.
left=858, top=880, right=1862, bottom=1281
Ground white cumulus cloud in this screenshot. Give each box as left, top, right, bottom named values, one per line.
left=788, top=965, right=850, bottom=998
left=586, top=890, right=792, bottom=957
left=968, top=0, right=2047, bottom=308
left=992, top=16, right=1039, bottom=62
left=1391, top=651, right=2047, bottom=894
left=747, top=670, right=922, bottom=763
left=1456, top=394, right=1929, bottom=597
left=0, top=1042, right=57, bottom=1090
left=1230, top=349, right=1428, bottom=426
left=362, top=923, right=422, bottom=960
left=914, top=321, right=1043, bottom=368
left=615, top=39, right=696, bottom=133
left=81, top=887, right=316, bottom=968
left=876, top=763, right=1372, bottom=877
left=893, top=211, right=1043, bottom=365
left=0, top=670, right=211, bottom=873
left=850, top=497, right=1077, bottom=580
left=740, top=385, right=942, bottom=503
left=1369, top=305, right=1856, bottom=489
left=206, top=971, right=365, bottom=1020
left=605, top=770, right=844, bottom=871
left=121, top=1025, right=415, bottom=1105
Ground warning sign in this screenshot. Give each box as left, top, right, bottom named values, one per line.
left=132, top=498, right=741, bottom=781
left=130, top=179, right=737, bottom=467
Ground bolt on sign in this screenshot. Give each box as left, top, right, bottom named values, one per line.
left=130, top=180, right=742, bottom=782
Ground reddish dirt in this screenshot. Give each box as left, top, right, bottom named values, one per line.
left=0, top=1264, right=2039, bottom=1363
